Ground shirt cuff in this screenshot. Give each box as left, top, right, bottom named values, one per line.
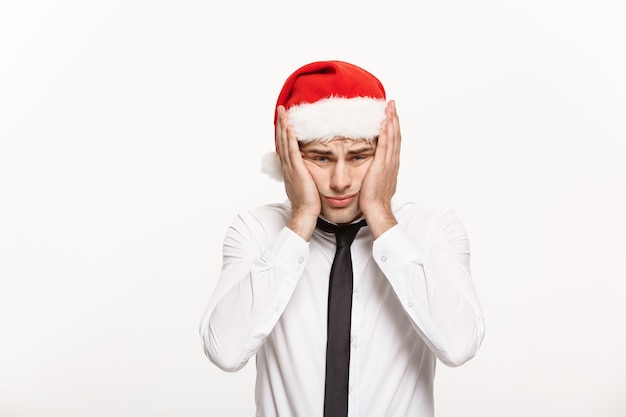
left=372, top=225, right=425, bottom=275
left=262, top=226, right=310, bottom=285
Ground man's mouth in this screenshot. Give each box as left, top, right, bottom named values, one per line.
left=324, top=195, right=356, bottom=208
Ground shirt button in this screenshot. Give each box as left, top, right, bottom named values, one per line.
left=380, top=255, right=387, bottom=262
left=348, top=386, right=353, bottom=394
left=297, top=256, right=304, bottom=264
left=407, top=302, right=413, bottom=308
left=274, top=306, right=281, bottom=312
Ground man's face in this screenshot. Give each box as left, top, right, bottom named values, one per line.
left=300, top=138, right=376, bottom=225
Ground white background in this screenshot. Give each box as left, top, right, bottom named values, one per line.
left=1, top=0, right=625, bottom=416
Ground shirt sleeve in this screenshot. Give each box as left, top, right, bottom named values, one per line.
left=199, top=213, right=309, bottom=372
left=372, top=208, right=485, bottom=367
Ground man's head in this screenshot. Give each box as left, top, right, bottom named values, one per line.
left=263, top=60, right=388, bottom=223
left=263, top=61, right=387, bottom=179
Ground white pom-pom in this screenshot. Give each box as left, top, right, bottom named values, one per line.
left=261, top=152, right=284, bottom=181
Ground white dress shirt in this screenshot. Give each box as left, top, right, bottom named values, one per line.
left=200, top=199, right=485, bottom=417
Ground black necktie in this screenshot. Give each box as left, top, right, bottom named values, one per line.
left=316, top=217, right=367, bottom=417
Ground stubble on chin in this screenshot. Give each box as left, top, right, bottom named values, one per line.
left=321, top=205, right=363, bottom=225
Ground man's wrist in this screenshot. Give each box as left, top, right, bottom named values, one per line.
left=288, top=213, right=318, bottom=242
left=364, top=208, right=397, bottom=239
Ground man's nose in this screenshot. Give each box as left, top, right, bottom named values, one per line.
left=330, top=162, right=352, bottom=191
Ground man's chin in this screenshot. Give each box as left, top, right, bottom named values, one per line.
left=320, top=207, right=363, bottom=225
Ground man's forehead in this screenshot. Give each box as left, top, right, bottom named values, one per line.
left=299, top=137, right=377, bottom=150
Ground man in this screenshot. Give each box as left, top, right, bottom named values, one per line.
left=200, top=60, right=485, bottom=417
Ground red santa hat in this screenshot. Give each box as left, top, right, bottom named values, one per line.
left=262, top=60, right=387, bottom=181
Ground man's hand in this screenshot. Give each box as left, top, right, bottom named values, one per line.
left=360, top=100, right=401, bottom=239
left=276, top=105, right=320, bottom=241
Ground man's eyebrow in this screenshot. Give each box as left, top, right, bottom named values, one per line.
left=301, top=148, right=333, bottom=156
left=301, top=144, right=375, bottom=155
left=347, top=146, right=375, bottom=155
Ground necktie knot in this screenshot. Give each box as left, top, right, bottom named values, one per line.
left=316, top=218, right=367, bottom=247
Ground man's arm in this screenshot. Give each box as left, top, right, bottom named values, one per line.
left=361, top=101, right=484, bottom=365
left=199, top=211, right=309, bottom=372
left=373, top=208, right=485, bottom=367
left=199, top=107, right=322, bottom=372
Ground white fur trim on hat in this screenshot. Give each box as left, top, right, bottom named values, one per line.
left=288, top=96, right=386, bottom=142
left=262, top=96, right=387, bottom=181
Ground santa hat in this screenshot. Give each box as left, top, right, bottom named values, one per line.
left=262, top=60, right=387, bottom=181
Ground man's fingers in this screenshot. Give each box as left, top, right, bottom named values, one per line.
left=390, top=101, right=401, bottom=160
left=374, top=101, right=394, bottom=166
left=276, top=106, right=292, bottom=169
left=382, top=100, right=400, bottom=166
left=276, top=105, right=305, bottom=177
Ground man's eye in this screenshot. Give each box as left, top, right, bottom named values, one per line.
left=315, top=156, right=329, bottom=163
left=352, top=154, right=371, bottom=162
